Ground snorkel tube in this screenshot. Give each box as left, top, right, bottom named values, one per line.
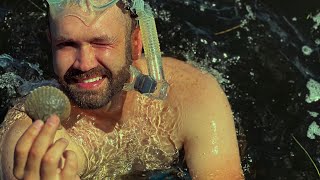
left=46, top=0, right=169, bottom=100
left=123, top=0, right=169, bottom=100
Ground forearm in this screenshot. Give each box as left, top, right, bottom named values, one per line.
left=188, top=161, right=244, bottom=180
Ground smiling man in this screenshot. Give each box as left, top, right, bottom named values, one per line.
left=0, top=0, right=243, bottom=179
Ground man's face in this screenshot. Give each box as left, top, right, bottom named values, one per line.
left=50, top=5, right=132, bottom=109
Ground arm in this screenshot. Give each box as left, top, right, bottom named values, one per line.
left=1, top=109, right=31, bottom=180
left=1, top=109, right=85, bottom=179
left=183, top=73, right=244, bottom=179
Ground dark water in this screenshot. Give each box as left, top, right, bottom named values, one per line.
left=1, top=0, right=320, bottom=179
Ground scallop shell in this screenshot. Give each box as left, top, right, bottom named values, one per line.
left=25, top=86, right=71, bottom=122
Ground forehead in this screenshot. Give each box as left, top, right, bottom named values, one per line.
left=50, top=5, right=128, bottom=39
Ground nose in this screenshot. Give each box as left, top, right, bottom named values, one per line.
left=72, top=44, right=98, bottom=71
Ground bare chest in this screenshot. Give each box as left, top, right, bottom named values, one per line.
left=67, top=95, right=184, bottom=179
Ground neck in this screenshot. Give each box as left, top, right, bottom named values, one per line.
left=65, top=90, right=128, bottom=132
left=71, top=90, right=127, bottom=120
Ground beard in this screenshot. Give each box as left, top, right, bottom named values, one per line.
left=58, top=46, right=132, bottom=109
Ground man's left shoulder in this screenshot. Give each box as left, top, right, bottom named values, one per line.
left=162, top=57, right=225, bottom=108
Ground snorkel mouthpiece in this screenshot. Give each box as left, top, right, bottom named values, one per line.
left=123, top=0, right=169, bottom=100
left=123, top=65, right=169, bottom=100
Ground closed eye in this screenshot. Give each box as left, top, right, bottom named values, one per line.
left=90, top=41, right=112, bottom=49
left=91, top=42, right=111, bottom=48
left=90, top=36, right=117, bottom=48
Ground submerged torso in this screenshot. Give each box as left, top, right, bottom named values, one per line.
left=66, top=91, right=184, bottom=179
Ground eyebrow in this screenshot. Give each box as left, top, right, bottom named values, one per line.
left=55, top=36, right=72, bottom=43
left=55, top=34, right=117, bottom=43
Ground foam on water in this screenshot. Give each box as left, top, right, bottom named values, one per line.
left=310, top=12, right=320, bottom=30
left=0, top=72, right=24, bottom=96
left=302, top=45, right=313, bottom=56
left=306, top=79, right=320, bottom=103
left=307, top=121, right=320, bottom=140
left=0, top=54, right=46, bottom=110
left=308, top=111, right=319, bottom=118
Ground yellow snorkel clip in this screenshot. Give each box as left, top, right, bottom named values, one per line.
left=123, top=0, right=169, bottom=100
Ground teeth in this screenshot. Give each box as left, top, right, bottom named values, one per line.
left=83, top=77, right=103, bottom=83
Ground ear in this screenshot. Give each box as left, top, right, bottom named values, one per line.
left=131, top=27, right=142, bottom=61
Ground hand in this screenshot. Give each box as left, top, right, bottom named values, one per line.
left=13, top=115, right=80, bottom=180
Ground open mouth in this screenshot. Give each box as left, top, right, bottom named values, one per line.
left=82, top=76, right=104, bottom=83
left=64, top=66, right=112, bottom=90
left=75, top=76, right=107, bottom=89
left=69, top=74, right=107, bottom=83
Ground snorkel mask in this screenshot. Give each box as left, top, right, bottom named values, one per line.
left=47, top=0, right=121, bottom=25
left=47, top=0, right=169, bottom=100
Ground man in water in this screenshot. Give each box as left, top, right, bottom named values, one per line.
left=0, top=1, right=243, bottom=179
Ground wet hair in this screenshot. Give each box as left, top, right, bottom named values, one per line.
left=119, top=2, right=138, bottom=35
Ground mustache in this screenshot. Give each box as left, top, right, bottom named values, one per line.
left=64, top=66, right=113, bottom=83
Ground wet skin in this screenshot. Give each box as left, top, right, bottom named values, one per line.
left=13, top=116, right=80, bottom=180
left=0, top=4, right=244, bottom=180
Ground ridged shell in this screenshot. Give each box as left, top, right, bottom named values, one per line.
left=25, top=86, right=71, bottom=122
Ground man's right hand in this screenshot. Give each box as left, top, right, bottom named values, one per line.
left=13, top=115, right=80, bottom=180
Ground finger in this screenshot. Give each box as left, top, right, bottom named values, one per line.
left=60, top=150, right=78, bottom=179
left=40, top=138, right=69, bottom=179
left=13, top=120, right=44, bottom=179
left=25, top=115, right=60, bottom=177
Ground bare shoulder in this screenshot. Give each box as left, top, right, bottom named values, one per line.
left=0, top=106, right=32, bottom=179
left=134, top=56, right=224, bottom=114
left=160, top=57, right=243, bottom=179
left=1, top=105, right=33, bottom=155
left=134, top=57, right=242, bottom=178
left=161, top=57, right=233, bottom=131
left=162, top=57, right=225, bottom=111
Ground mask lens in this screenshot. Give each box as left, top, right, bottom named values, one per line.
left=90, top=0, right=111, bottom=6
